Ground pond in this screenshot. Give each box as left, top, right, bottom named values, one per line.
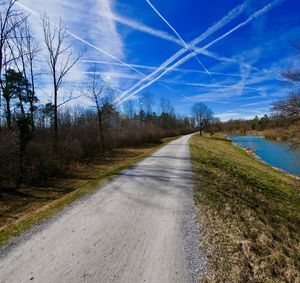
left=229, top=134, right=300, bottom=177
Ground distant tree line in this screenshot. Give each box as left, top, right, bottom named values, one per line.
left=219, top=94, right=299, bottom=135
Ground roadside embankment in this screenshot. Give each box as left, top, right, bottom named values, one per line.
left=189, top=134, right=300, bottom=283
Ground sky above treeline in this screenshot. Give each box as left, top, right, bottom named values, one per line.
left=15, top=0, right=300, bottom=121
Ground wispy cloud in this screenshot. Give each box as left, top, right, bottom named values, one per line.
left=242, top=99, right=275, bottom=107
left=178, top=81, right=256, bottom=91
left=16, top=1, right=145, bottom=78
left=99, top=9, right=181, bottom=46
left=216, top=107, right=271, bottom=121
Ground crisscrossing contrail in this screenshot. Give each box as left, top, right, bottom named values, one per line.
left=145, top=0, right=211, bottom=76
left=118, top=0, right=286, bottom=105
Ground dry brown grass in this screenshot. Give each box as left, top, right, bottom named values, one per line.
left=264, top=122, right=300, bottom=144
left=190, top=135, right=300, bottom=283
left=0, top=137, right=178, bottom=245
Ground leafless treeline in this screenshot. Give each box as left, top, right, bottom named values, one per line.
left=0, top=1, right=194, bottom=188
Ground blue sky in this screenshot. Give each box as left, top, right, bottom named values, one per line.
left=16, top=0, right=300, bottom=120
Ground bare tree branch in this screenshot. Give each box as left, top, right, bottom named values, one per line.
left=42, top=12, right=84, bottom=138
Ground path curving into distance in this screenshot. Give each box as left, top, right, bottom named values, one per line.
left=0, top=135, right=206, bottom=283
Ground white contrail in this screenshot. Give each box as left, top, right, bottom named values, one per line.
left=63, top=30, right=145, bottom=76
left=80, top=71, right=142, bottom=80
left=15, top=2, right=146, bottom=77
left=198, top=48, right=259, bottom=72
left=115, top=1, right=248, bottom=103
left=79, top=70, right=257, bottom=90
left=81, top=59, right=257, bottom=77
left=203, top=0, right=286, bottom=50
left=146, top=0, right=186, bottom=48
left=118, top=0, right=286, bottom=104
left=145, top=0, right=210, bottom=75
left=100, top=11, right=182, bottom=46
left=15, top=1, right=39, bottom=15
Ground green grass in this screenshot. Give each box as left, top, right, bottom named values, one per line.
left=0, top=136, right=180, bottom=246
left=189, top=134, right=300, bottom=283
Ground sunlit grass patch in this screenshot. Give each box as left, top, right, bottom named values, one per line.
left=190, top=135, right=300, bottom=283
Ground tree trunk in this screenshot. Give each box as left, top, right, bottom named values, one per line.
left=199, top=123, right=203, bottom=136
left=23, top=67, right=35, bottom=131
left=18, top=144, right=24, bottom=186
left=29, top=101, right=35, bottom=131
left=17, top=91, right=25, bottom=118
left=53, top=82, right=58, bottom=140
left=30, top=66, right=35, bottom=131
left=5, top=98, right=11, bottom=129
left=97, top=110, right=105, bottom=153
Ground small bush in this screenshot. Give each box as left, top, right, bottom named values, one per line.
left=0, top=130, right=19, bottom=188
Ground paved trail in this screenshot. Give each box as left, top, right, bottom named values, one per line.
left=0, top=135, right=204, bottom=283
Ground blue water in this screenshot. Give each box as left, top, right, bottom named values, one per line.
left=229, top=134, right=300, bottom=177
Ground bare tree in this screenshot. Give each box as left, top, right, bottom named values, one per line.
left=85, top=71, right=107, bottom=153
left=0, top=0, right=24, bottom=130
left=160, top=97, right=174, bottom=115
left=139, top=92, right=155, bottom=124
left=284, top=70, right=300, bottom=83
left=271, top=93, right=300, bottom=121
left=273, top=43, right=300, bottom=121
left=139, top=91, right=154, bottom=116
left=123, top=100, right=135, bottom=118
left=42, top=13, right=82, bottom=138
left=191, top=102, right=213, bottom=136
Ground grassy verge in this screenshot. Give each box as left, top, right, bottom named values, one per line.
left=189, top=134, right=300, bottom=283
left=0, top=136, right=179, bottom=246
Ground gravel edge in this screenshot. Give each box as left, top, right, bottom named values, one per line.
left=181, top=196, right=208, bottom=283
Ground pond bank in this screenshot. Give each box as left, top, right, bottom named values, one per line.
left=229, top=134, right=300, bottom=177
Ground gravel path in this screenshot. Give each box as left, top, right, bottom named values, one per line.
left=0, top=134, right=206, bottom=283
